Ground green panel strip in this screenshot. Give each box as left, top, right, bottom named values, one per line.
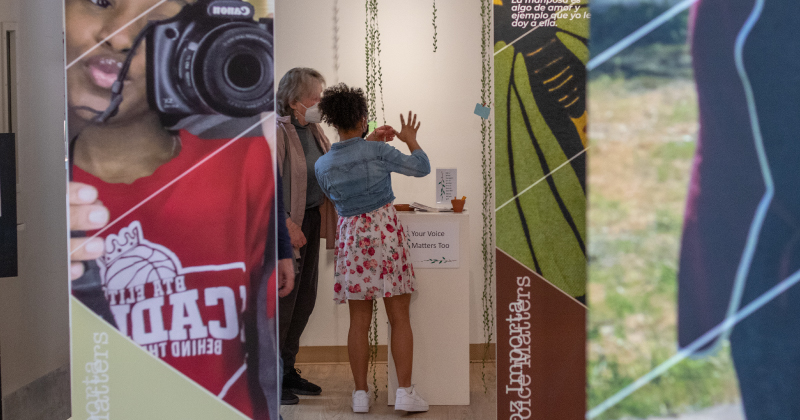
left=71, top=297, right=249, bottom=420
left=495, top=44, right=586, bottom=297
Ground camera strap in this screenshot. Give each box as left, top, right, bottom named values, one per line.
left=93, top=21, right=156, bottom=124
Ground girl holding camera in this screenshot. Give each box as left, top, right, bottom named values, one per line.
left=65, top=0, right=279, bottom=418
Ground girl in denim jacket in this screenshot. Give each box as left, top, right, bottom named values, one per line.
left=315, top=84, right=431, bottom=413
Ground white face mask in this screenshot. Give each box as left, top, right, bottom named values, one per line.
left=299, top=102, right=322, bottom=124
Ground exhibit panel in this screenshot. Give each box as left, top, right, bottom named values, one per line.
left=585, top=0, right=759, bottom=419
left=65, top=0, right=280, bottom=419
left=493, top=1, right=588, bottom=419
left=387, top=211, right=470, bottom=406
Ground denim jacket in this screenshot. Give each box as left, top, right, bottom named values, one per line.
left=314, top=137, right=431, bottom=217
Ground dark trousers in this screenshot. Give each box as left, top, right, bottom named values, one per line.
left=730, top=4, right=800, bottom=418
left=730, top=202, right=800, bottom=420
left=279, top=206, right=320, bottom=374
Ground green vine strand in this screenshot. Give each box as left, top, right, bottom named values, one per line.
left=365, top=0, right=386, bottom=126
left=479, top=0, right=495, bottom=393
left=368, top=299, right=380, bottom=400
left=333, top=0, right=340, bottom=83
left=364, top=0, right=385, bottom=400
left=376, top=6, right=386, bottom=126
left=432, top=0, right=438, bottom=52
left=365, top=0, right=375, bottom=122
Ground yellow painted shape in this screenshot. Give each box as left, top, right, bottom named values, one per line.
left=571, top=110, right=588, bottom=147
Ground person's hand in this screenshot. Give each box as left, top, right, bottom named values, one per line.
left=394, top=111, right=421, bottom=151
left=365, top=125, right=395, bottom=142
left=69, top=182, right=109, bottom=280
left=286, top=218, right=307, bottom=249
left=278, top=258, right=296, bottom=298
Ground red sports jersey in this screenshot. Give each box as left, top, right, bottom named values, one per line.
left=74, top=130, right=274, bottom=418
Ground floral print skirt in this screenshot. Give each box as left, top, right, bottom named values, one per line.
left=333, top=202, right=416, bottom=304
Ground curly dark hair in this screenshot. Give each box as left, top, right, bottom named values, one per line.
left=318, top=83, right=368, bottom=131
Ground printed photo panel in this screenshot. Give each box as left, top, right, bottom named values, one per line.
left=493, top=1, right=588, bottom=419
left=65, top=0, right=280, bottom=419
left=581, top=0, right=788, bottom=419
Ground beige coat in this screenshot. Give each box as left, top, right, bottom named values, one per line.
left=276, top=115, right=338, bottom=250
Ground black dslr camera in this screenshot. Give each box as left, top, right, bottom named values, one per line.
left=147, top=0, right=274, bottom=117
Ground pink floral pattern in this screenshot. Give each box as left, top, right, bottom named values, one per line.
left=333, top=203, right=416, bottom=303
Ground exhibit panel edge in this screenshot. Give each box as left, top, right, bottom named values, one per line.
left=65, top=0, right=280, bottom=418
left=493, top=0, right=588, bottom=418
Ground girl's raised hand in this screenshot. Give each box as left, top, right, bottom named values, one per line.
left=395, top=111, right=421, bottom=145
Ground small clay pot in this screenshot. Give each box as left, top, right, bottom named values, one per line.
left=394, top=204, right=412, bottom=212
left=451, top=199, right=466, bottom=213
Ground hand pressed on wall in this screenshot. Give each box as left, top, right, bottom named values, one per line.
left=395, top=111, right=422, bottom=152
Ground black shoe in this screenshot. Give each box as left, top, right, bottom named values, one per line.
left=281, top=388, right=299, bottom=405
left=283, top=368, right=322, bottom=395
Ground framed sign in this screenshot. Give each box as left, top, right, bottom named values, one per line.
left=404, top=221, right=459, bottom=268
left=435, top=168, right=457, bottom=204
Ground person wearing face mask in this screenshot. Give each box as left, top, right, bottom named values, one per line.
left=275, top=67, right=329, bottom=405
left=314, top=83, right=430, bottom=414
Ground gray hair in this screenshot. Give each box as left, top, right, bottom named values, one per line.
left=276, top=68, right=326, bottom=117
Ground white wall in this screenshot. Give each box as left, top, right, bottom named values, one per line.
left=0, top=0, right=19, bottom=25
left=275, top=0, right=494, bottom=346
left=0, top=0, right=70, bottom=398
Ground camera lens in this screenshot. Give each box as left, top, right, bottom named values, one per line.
left=225, top=53, right=262, bottom=91
left=193, top=23, right=274, bottom=117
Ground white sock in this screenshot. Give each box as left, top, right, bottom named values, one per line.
left=401, top=386, right=413, bottom=393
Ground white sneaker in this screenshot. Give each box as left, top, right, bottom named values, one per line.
left=394, top=385, right=429, bottom=412
left=352, top=389, right=370, bottom=413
